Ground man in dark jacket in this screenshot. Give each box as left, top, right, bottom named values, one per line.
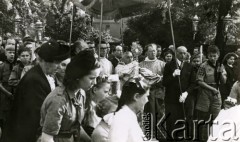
left=1, top=40, right=70, bottom=142
left=109, top=45, right=123, bottom=68
left=162, top=46, right=196, bottom=141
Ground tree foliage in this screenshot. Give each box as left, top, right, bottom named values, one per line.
left=0, top=0, right=91, bottom=42
left=123, top=0, right=240, bottom=52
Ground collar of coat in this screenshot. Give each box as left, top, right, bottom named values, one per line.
left=144, top=57, right=157, bottom=62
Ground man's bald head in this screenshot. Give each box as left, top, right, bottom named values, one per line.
left=176, top=46, right=187, bottom=61
left=122, top=51, right=133, bottom=64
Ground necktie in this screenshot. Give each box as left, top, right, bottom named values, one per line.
left=179, top=62, right=184, bottom=69
left=71, top=92, right=82, bottom=124
left=71, top=92, right=82, bottom=142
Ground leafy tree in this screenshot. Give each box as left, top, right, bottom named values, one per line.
left=0, top=0, right=15, bottom=35
left=0, top=0, right=90, bottom=42
left=123, top=0, right=240, bottom=55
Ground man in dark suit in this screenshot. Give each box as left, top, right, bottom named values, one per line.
left=109, top=45, right=123, bottom=68
left=1, top=40, right=70, bottom=142
left=162, top=46, right=196, bottom=141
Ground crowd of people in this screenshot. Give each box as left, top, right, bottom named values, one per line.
left=0, top=34, right=240, bottom=142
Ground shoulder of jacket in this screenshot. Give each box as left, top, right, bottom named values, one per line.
left=0, top=61, right=4, bottom=65
left=0, top=61, right=5, bottom=69
left=200, top=61, right=208, bottom=67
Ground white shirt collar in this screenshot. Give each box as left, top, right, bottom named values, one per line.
left=176, top=58, right=182, bottom=66
left=227, top=64, right=233, bottom=68
left=45, top=75, right=55, bottom=91
left=103, top=113, right=115, bottom=126
left=144, top=57, right=157, bottom=62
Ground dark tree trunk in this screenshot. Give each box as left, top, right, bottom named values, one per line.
left=215, top=0, right=233, bottom=61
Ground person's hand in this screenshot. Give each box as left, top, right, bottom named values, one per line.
left=122, top=74, right=131, bottom=81
left=217, top=64, right=225, bottom=73
left=6, top=92, right=14, bottom=100
left=173, top=69, right=181, bottom=77
left=139, top=68, right=154, bottom=76
left=212, top=88, right=219, bottom=95
left=224, top=97, right=237, bottom=110
left=179, top=92, right=188, bottom=103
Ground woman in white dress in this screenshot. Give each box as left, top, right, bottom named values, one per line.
left=108, top=78, right=150, bottom=142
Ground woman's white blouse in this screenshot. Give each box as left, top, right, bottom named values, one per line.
left=108, top=105, right=144, bottom=142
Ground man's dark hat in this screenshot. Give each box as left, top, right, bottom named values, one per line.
left=38, top=39, right=71, bottom=62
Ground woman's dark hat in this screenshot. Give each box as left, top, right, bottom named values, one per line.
left=38, top=39, right=71, bottom=62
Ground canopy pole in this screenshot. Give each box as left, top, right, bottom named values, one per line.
left=120, top=18, right=123, bottom=45
left=200, top=45, right=203, bottom=63
left=98, top=0, right=103, bottom=61
left=69, top=4, right=74, bottom=46
left=167, top=0, right=186, bottom=119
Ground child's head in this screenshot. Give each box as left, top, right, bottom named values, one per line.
left=223, top=52, right=237, bottom=66
left=191, top=54, right=201, bottom=67
left=193, top=47, right=199, bottom=55
left=5, top=45, right=15, bottom=62
left=96, top=95, right=119, bottom=118
left=18, top=47, right=31, bottom=65
left=207, top=45, right=220, bottom=64
left=92, top=76, right=111, bottom=103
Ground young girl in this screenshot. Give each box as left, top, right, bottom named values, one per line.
left=83, top=76, right=111, bottom=136
left=225, top=58, right=240, bottom=106
left=92, top=95, right=119, bottom=142
left=108, top=78, right=149, bottom=142
left=221, top=52, right=238, bottom=102
left=164, top=50, right=174, bottom=63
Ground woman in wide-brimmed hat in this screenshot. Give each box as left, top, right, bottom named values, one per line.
left=1, top=39, right=71, bottom=142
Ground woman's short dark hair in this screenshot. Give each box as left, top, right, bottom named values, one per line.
left=116, top=78, right=149, bottom=111
left=63, top=50, right=100, bottom=90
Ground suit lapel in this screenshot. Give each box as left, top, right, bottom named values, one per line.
left=36, top=64, right=51, bottom=92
